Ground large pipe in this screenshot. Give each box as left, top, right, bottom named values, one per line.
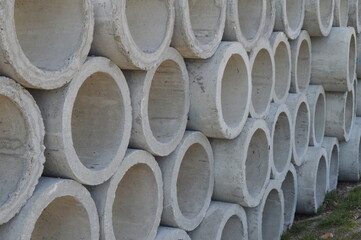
left=357, top=79, right=361, bottom=116
left=155, top=227, right=190, bottom=240
left=303, top=0, right=335, bottom=36
left=357, top=34, right=361, bottom=79
left=0, top=177, right=99, bottom=240
left=0, top=0, right=94, bottom=89
left=0, top=77, right=45, bottom=224
left=333, top=0, right=349, bottom=27
left=262, top=0, right=276, bottom=39
left=187, top=42, right=251, bottom=139
left=322, top=137, right=339, bottom=192
left=348, top=0, right=361, bottom=33
left=125, top=48, right=189, bottom=156
left=211, top=119, right=271, bottom=207
left=282, top=164, right=298, bottom=231
left=157, top=131, right=214, bottom=231
left=31, top=57, right=131, bottom=185
left=89, top=149, right=163, bottom=240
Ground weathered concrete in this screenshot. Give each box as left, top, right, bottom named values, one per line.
left=125, top=48, right=189, bottom=156
left=296, top=147, right=328, bottom=214
left=91, top=0, right=174, bottom=69
left=157, top=131, right=214, bottom=231
left=274, top=0, right=305, bottom=39
left=303, top=0, right=335, bottom=36
left=282, top=164, right=298, bottom=231
left=0, top=0, right=94, bottom=89
left=172, top=0, right=226, bottom=59
left=31, top=57, right=131, bottom=185
left=356, top=35, right=361, bottom=79
left=354, top=78, right=358, bottom=117
left=348, top=0, right=361, bottom=33
left=211, top=119, right=271, bottom=207
left=0, top=177, right=99, bottom=240
left=89, top=150, right=163, bottom=240
left=322, top=137, right=339, bottom=192
left=286, top=93, right=311, bottom=166
left=310, top=27, right=356, bottom=92
left=155, top=227, right=190, bottom=240
left=270, top=32, right=291, bottom=103
left=0, top=77, right=45, bottom=224
left=262, top=0, right=276, bottom=39
left=265, top=103, right=292, bottom=180
left=187, top=42, right=251, bottom=139
left=357, top=79, right=361, bottom=116
left=333, top=0, right=349, bottom=27
left=289, top=31, right=312, bottom=93
left=189, top=201, right=248, bottom=240
left=306, top=85, right=326, bottom=147
left=245, top=180, right=284, bottom=240
left=224, top=0, right=266, bottom=51
left=249, top=39, right=275, bottom=118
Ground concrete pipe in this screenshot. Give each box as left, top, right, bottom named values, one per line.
left=189, top=201, right=248, bottom=240
left=0, top=0, right=94, bottom=89
left=157, top=131, right=214, bottom=231
left=211, top=119, right=271, bottom=207
left=282, top=164, right=298, bottom=231
left=265, top=103, right=292, bottom=180
left=0, top=77, right=45, bottom=224
left=171, top=0, right=226, bottom=59
left=270, top=32, right=292, bottom=104
left=187, top=42, right=251, bottom=139
left=125, top=48, right=189, bottom=156
left=286, top=93, right=311, bottom=166
left=262, top=0, right=276, bottom=39
left=0, top=177, right=99, bottom=240
left=224, top=0, right=266, bottom=51
left=155, top=227, right=190, bottom=240
left=249, top=39, right=275, bottom=118
left=357, top=79, right=361, bottom=115
left=354, top=77, right=358, bottom=117
left=89, top=150, right=163, bottom=240
left=296, top=147, right=328, bottom=214
left=31, top=57, right=131, bottom=185
left=348, top=0, right=361, bottom=33
left=274, top=0, right=305, bottom=39
left=289, top=31, right=312, bottom=93
left=357, top=35, right=361, bottom=79
left=303, top=0, right=335, bottom=36
left=333, top=0, right=349, bottom=27
left=91, top=0, right=174, bottom=69
left=310, top=27, right=356, bottom=92
left=306, top=85, right=326, bottom=147
left=325, top=89, right=354, bottom=141
left=322, top=137, right=339, bottom=192
left=245, top=180, right=284, bottom=240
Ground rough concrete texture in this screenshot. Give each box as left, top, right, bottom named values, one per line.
left=31, top=57, right=131, bottom=185
left=322, top=137, right=340, bottom=192
left=333, top=0, right=349, bottom=27
left=0, top=0, right=94, bottom=89
left=311, top=27, right=356, bottom=92
left=270, top=32, right=292, bottom=103
left=354, top=78, right=358, bottom=116
left=357, top=79, right=361, bottom=115
left=282, top=164, right=298, bottom=231
left=172, top=0, right=226, bottom=59
left=211, top=119, right=271, bottom=207
left=187, top=42, right=251, bottom=139
left=91, top=0, right=174, bottom=69
left=0, top=77, right=45, bottom=225
left=0, top=177, right=99, bottom=240
left=125, top=48, right=189, bottom=156
left=348, top=0, right=361, bottom=33
left=274, top=0, right=305, bottom=39
left=306, top=85, right=326, bottom=147
left=303, top=0, right=335, bottom=36
left=189, top=201, right=248, bottom=240
left=246, top=180, right=284, bottom=240
left=296, top=147, right=328, bottom=214
left=223, top=0, right=266, bottom=51
left=289, top=31, right=312, bottom=93
left=286, top=93, right=311, bottom=166
left=262, top=0, right=276, bottom=39
left=249, top=39, right=275, bottom=118
left=265, top=103, right=292, bottom=180
left=155, top=227, right=190, bottom=240
left=157, top=131, right=214, bottom=231
left=89, top=150, right=163, bottom=240
left=357, top=35, right=361, bottom=79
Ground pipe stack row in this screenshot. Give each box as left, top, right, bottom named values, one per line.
left=0, top=0, right=358, bottom=239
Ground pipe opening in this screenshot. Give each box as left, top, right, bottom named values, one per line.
left=274, top=42, right=290, bottom=101
left=329, top=145, right=339, bottom=189
left=344, top=91, right=353, bottom=136
left=262, top=189, right=282, bottom=239
left=349, top=34, right=356, bottom=84
left=314, top=94, right=326, bottom=144
left=296, top=40, right=311, bottom=92
left=295, top=102, right=309, bottom=158
left=220, top=215, right=245, bottom=240
left=286, top=0, right=303, bottom=31
left=320, top=0, right=334, bottom=27
left=282, top=171, right=296, bottom=224
left=238, top=0, right=264, bottom=40
left=274, top=112, right=291, bottom=172
left=316, top=156, right=327, bottom=207
left=339, top=0, right=349, bottom=25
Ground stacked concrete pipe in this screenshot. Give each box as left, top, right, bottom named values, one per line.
left=282, top=165, right=298, bottom=231
left=303, top=0, right=335, bottom=36
left=349, top=0, right=361, bottom=33
left=155, top=227, right=190, bottom=240
left=322, top=137, right=340, bottom=191
left=333, top=0, right=349, bottom=27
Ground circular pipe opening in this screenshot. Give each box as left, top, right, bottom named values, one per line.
left=14, top=0, right=84, bottom=71
left=31, top=196, right=91, bottom=240
left=286, top=0, right=303, bottom=31
left=282, top=171, right=296, bottom=225
left=273, top=112, right=291, bottom=172
left=238, top=0, right=264, bottom=40
left=314, top=95, right=326, bottom=144
left=177, top=143, right=211, bottom=218
left=344, top=91, right=354, bottom=136
left=220, top=215, right=245, bottom=240
left=316, top=156, right=327, bottom=207
left=274, top=42, right=291, bottom=101
left=148, top=60, right=186, bottom=143
left=126, top=0, right=169, bottom=53
left=221, top=54, right=249, bottom=128
left=262, top=189, right=282, bottom=239
left=112, top=163, right=158, bottom=240
left=329, top=145, right=339, bottom=189
left=295, top=102, right=309, bottom=158
left=296, top=40, right=311, bottom=92
left=71, top=73, right=124, bottom=170
left=320, top=0, right=334, bottom=27
left=349, top=34, right=356, bottom=84
left=246, top=129, right=269, bottom=198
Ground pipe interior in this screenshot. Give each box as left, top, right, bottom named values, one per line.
left=344, top=90, right=354, bottom=136
left=273, top=112, right=292, bottom=172
left=314, top=94, right=326, bottom=144
left=281, top=170, right=296, bottom=225
left=295, top=102, right=309, bottom=158
left=220, top=215, right=245, bottom=240
left=296, top=40, right=311, bottom=92
left=274, top=41, right=291, bottom=101
left=286, top=0, right=303, bottom=31
left=316, top=156, right=327, bottom=208
left=329, top=145, right=339, bottom=189
left=348, top=34, right=356, bottom=84
left=319, top=0, right=334, bottom=27
left=238, top=0, right=264, bottom=40
left=262, top=189, right=283, bottom=239
left=339, top=0, right=349, bottom=26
